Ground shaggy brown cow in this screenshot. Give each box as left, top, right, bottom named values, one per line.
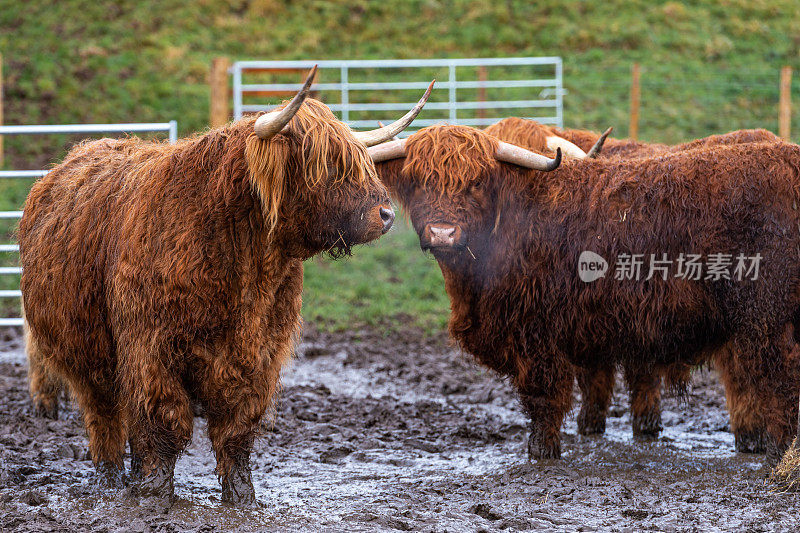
left=371, top=125, right=800, bottom=467
left=487, top=118, right=782, bottom=452
left=19, top=69, right=431, bottom=506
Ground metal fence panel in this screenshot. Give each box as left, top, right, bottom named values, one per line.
left=0, top=122, right=178, bottom=326
left=231, top=57, right=563, bottom=134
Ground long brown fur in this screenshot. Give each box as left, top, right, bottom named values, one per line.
left=487, top=117, right=781, bottom=448
left=19, top=99, right=392, bottom=505
left=377, top=124, right=800, bottom=468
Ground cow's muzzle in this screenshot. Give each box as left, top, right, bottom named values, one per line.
left=421, top=223, right=465, bottom=251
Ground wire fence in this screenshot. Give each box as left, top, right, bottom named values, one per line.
left=562, top=64, right=796, bottom=144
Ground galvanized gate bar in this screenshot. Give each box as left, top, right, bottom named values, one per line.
left=238, top=80, right=558, bottom=92
left=0, top=171, right=49, bottom=178
left=233, top=57, right=562, bottom=67
left=0, top=122, right=178, bottom=137
left=231, top=57, right=563, bottom=132
left=0, top=121, right=179, bottom=326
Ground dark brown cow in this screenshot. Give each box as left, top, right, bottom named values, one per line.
left=371, top=124, right=800, bottom=467
left=486, top=118, right=782, bottom=452
left=19, top=70, right=431, bottom=506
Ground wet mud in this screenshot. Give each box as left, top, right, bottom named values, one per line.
left=0, top=327, right=797, bottom=532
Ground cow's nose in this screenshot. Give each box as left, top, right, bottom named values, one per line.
left=379, top=206, right=395, bottom=234
left=429, top=225, right=456, bottom=246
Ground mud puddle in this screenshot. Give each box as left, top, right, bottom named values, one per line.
left=0, top=327, right=796, bottom=531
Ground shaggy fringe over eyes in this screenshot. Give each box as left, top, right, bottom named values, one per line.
left=403, top=125, right=499, bottom=195
left=246, top=99, right=378, bottom=234
left=293, top=99, right=377, bottom=189
left=485, top=117, right=551, bottom=154
left=245, top=134, right=289, bottom=234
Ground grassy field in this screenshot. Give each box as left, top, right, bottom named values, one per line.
left=2, top=0, right=800, bottom=331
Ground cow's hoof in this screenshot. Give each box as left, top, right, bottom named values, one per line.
left=632, top=413, right=662, bottom=440
left=764, top=436, right=790, bottom=469
left=129, top=453, right=143, bottom=483
left=577, top=406, right=607, bottom=435
left=95, top=461, right=126, bottom=489
left=32, top=399, right=59, bottom=420
left=129, top=461, right=176, bottom=510
left=221, top=466, right=256, bottom=506
left=527, top=433, right=561, bottom=461
left=735, top=430, right=767, bottom=454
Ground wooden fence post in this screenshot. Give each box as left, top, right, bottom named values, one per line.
left=210, top=56, right=231, bottom=128
left=780, top=65, right=792, bottom=140
left=629, top=63, right=641, bottom=140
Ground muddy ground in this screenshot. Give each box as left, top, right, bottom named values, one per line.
left=0, top=326, right=797, bottom=532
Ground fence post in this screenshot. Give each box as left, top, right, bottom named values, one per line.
left=780, top=65, right=792, bottom=141
left=629, top=63, right=641, bottom=140
left=0, top=53, right=4, bottom=167
left=210, top=56, right=231, bottom=128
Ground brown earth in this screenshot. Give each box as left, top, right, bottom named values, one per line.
left=0, top=327, right=797, bottom=532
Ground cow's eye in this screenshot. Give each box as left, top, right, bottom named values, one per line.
left=326, top=164, right=340, bottom=179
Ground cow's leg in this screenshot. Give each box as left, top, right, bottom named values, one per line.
left=201, top=264, right=300, bottom=505
left=714, top=350, right=766, bottom=453
left=70, top=379, right=127, bottom=488
left=26, top=324, right=62, bottom=419
left=125, top=358, right=193, bottom=504
left=195, top=337, right=292, bottom=506
left=518, top=357, right=573, bottom=460
left=730, top=327, right=800, bottom=467
left=201, top=363, right=275, bottom=506
left=204, top=401, right=264, bottom=505
left=576, top=363, right=615, bottom=435
left=624, top=363, right=663, bottom=439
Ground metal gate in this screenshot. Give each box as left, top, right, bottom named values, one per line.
left=0, top=121, right=178, bottom=326
left=231, top=57, right=563, bottom=133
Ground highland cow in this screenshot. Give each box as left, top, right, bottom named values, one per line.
left=486, top=118, right=782, bottom=452
left=19, top=68, right=431, bottom=506
left=371, top=125, right=800, bottom=467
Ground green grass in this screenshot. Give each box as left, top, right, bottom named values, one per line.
left=2, top=0, right=800, bottom=330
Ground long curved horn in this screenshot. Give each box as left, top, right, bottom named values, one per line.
left=368, top=138, right=407, bottom=163
left=545, top=136, right=587, bottom=159
left=496, top=142, right=561, bottom=171
left=377, top=121, right=399, bottom=141
left=254, top=65, right=318, bottom=140
left=353, top=81, right=434, bottom=147
left=586, top=127, right=613, bottom=159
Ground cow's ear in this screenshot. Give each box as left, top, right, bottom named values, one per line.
left=376, top=158, right=411, bottom=203
left=245, top=134, right=291, bottom=233
left=489, top=165, right=530, bottom=204
left=374, top=159, right=403, bottom=188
